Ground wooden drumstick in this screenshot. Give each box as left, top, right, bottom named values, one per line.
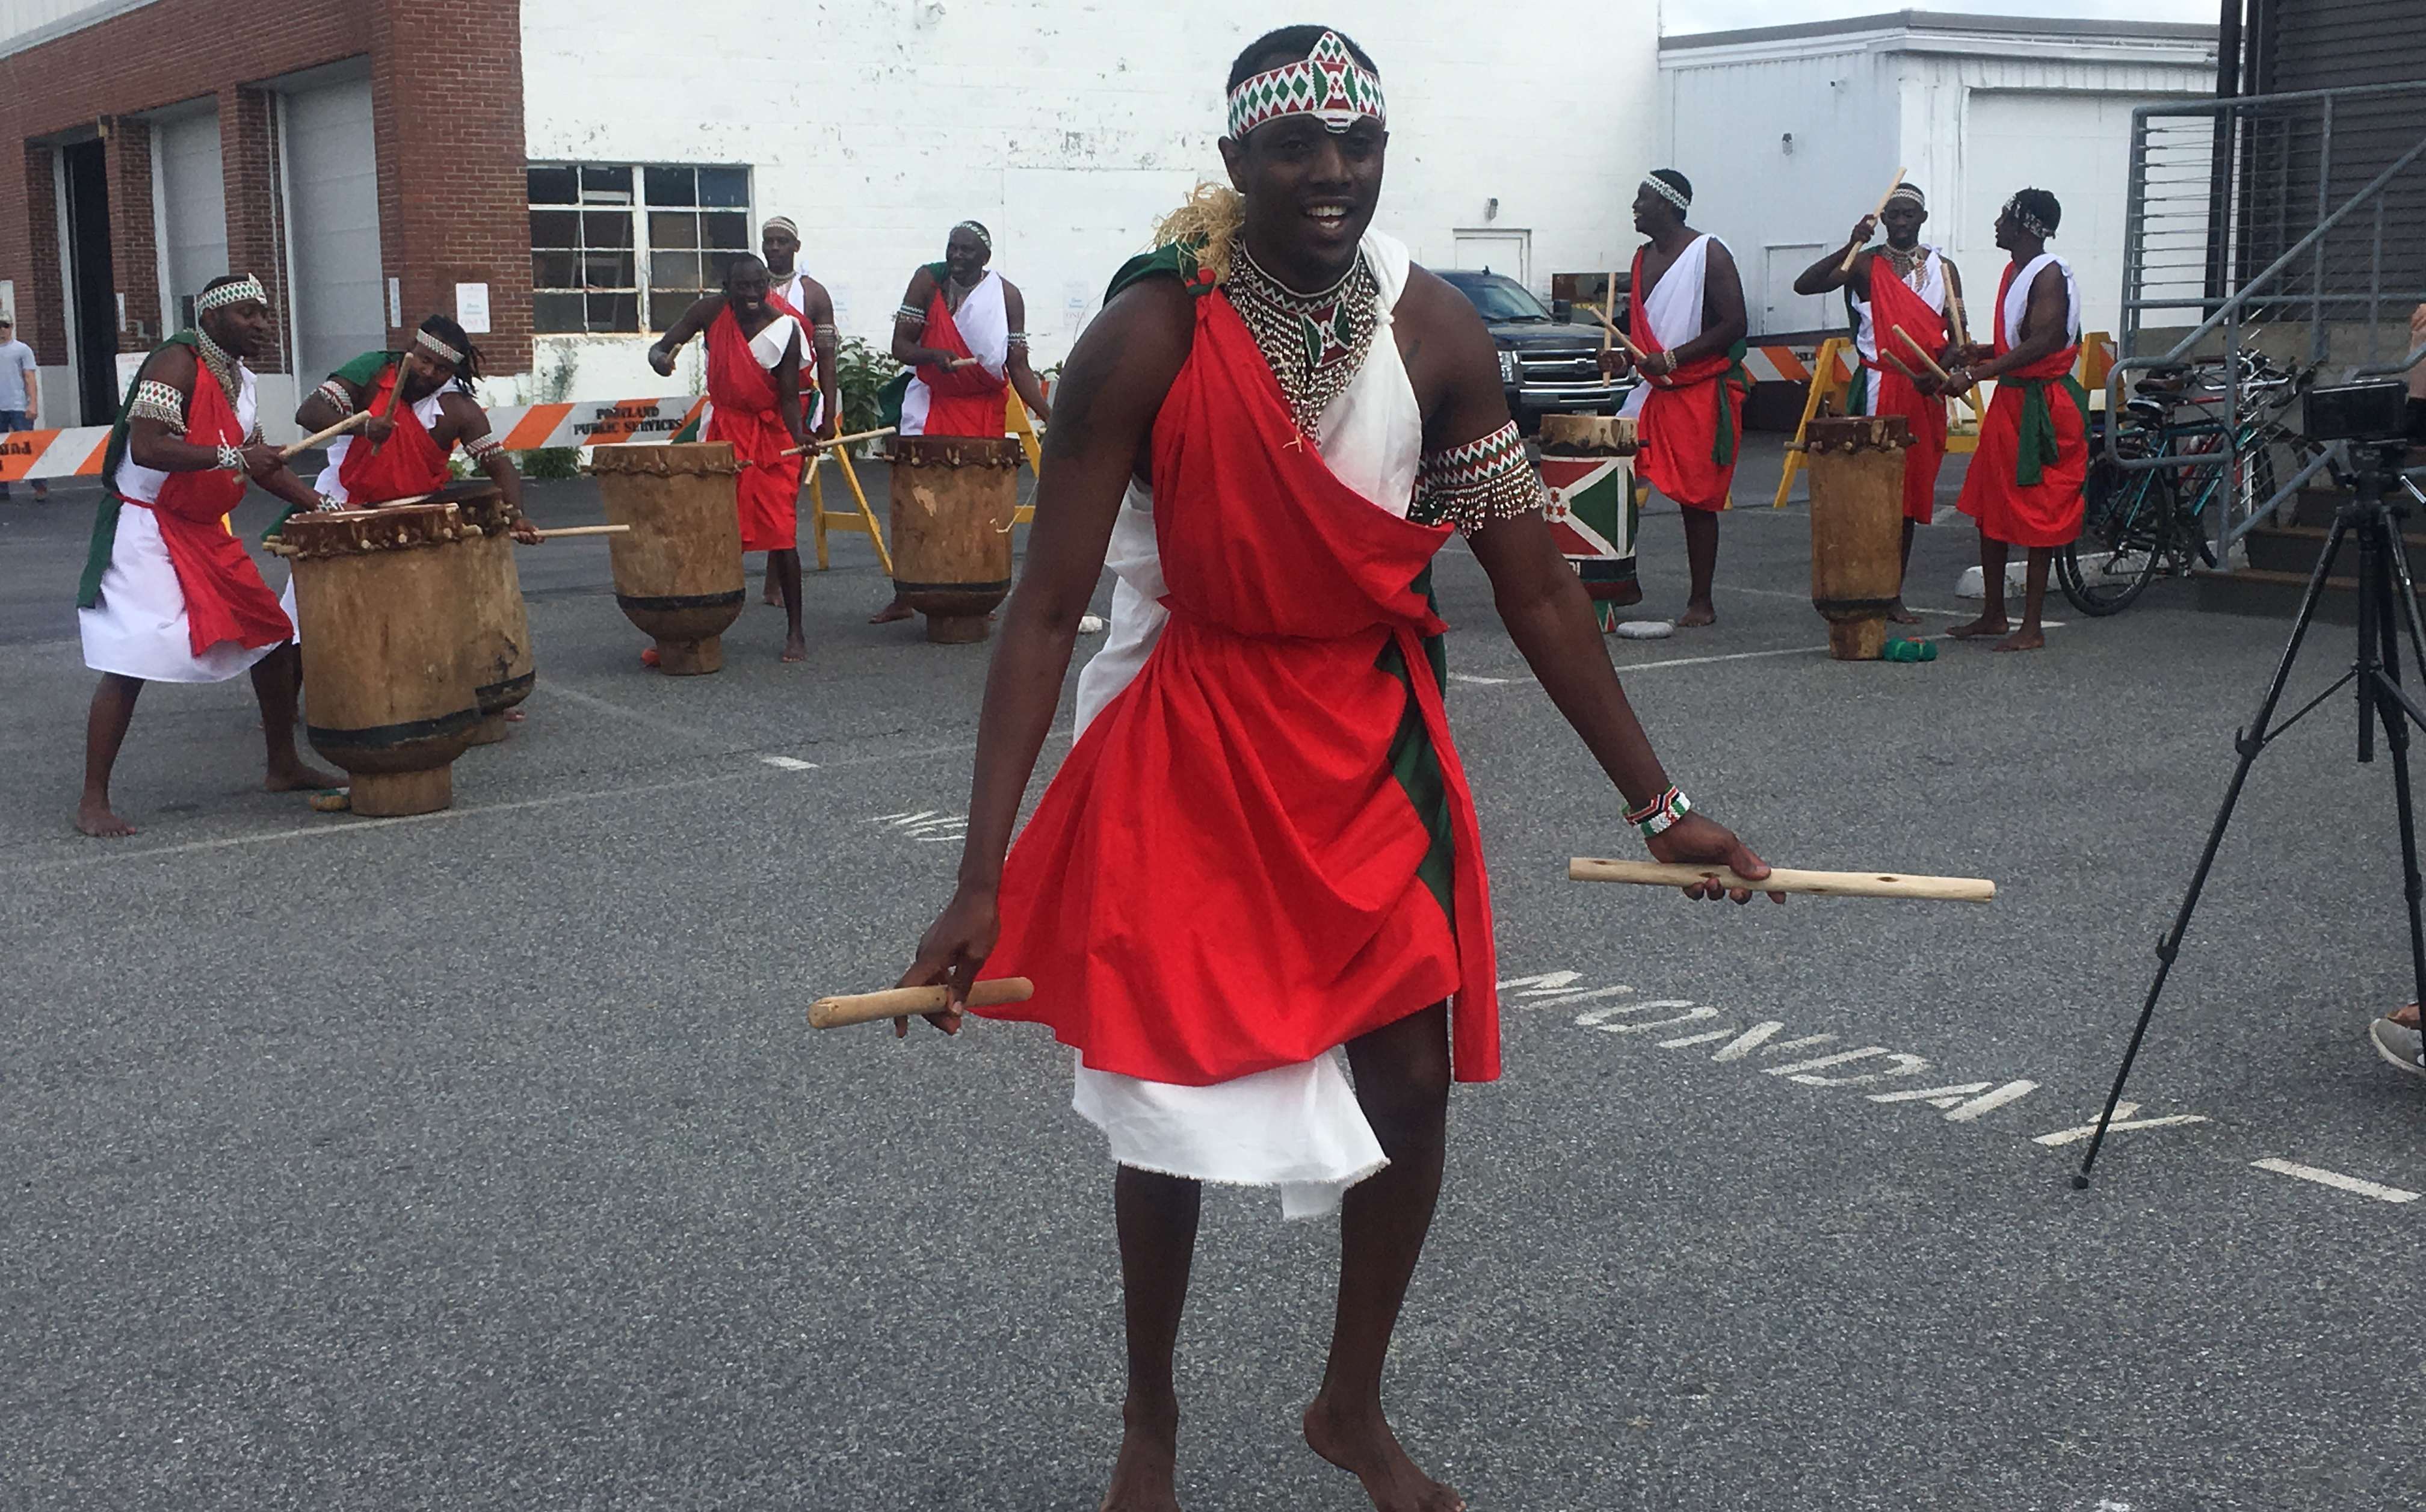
left=1569, top=857, right=1995, bottom=903
left=780, top=425, right=898, bottom=460
left=1582, top=307, right=1653, bottom=366
left=1839, top=168, right=1910, bottom=273
left=529, top=523, right=631, bottom=540
left=359, top=360, right=412, bottom=458
left=1599, top=270, right=1619, bottom=357
left=278, top=410, right=368, bottom=461
left=1947, top=292, right=1974, bottom=350
left=808, top=977, right=1036, bottom=1029
left=1883, top=351, right=1925, bottom=387
left=1894, top=326, right=1954, bottom=383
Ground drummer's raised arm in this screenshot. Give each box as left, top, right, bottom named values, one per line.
left=647, top=294, right=728, bottom=377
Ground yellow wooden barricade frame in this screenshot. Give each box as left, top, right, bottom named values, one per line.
left=809, top=389, right=1049, bottom=569
left=1771, top=336, right=1985, bottom=508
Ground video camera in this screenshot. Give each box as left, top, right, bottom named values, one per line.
left=2305, top=378, right=2413, bottom=447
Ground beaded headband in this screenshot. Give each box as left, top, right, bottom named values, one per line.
left=1226, top=30, right=1386, bottom=139
left=763, top=216, right=800, bottom=239
left=1640, top=174, right=1690, bottom=212
left=952, top=220, right=991, bottom=251
left=2003, top=193, right=2054, bottom=239
left=1887, top=183, right=1926, bottom=209
left=196, top=274, right=267, bottom=315
left=414, top=327, right=465, bottom=365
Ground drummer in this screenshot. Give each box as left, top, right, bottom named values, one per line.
left=870, top=220, right=1052, bottom=625
left=649, top=254, right=813, bottom=662
left=290, top=315, right=537, bottom=534
left=73, top=273, right=342, bottom=837
left=758, top=215, right=841, bottom=608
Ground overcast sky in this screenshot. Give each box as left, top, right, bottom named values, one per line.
left=1662, top=0, right=2220, bottom=34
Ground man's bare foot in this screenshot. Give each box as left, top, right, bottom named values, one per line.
left=1304, top=1397, right=1463, bottom=1512
left=1887, top=600, right=1922, bottom=625
left=762, top=584, right=782, bottom=607
left=75, top=795, right=135, bottom=838
left=1992, top=628, right=2047, bottom=652
left=1676, top=601, right=1717, bottom=629
left=781, top=635, right=808, bottom=663
left=869, top=600, right=915, bottom=625
left=1945, top=615, right=2008, bottom=640
left=2391, top=1003, right=2420, bottom=1031
left=1100, top=1395, right=1181, bottom=1512
left=265, top=759, right=345, bottom=793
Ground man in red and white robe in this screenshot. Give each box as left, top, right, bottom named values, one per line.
left=757, top=215, right=841, bottom=608
left=1946, top=189, right=2086, bottom=654
left=72, top=274, right=341, bottom=837
left=892, top=27, right=1775, bottom=1512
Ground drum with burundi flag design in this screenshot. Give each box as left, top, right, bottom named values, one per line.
left=1537, top=413, right=1643, bottom=630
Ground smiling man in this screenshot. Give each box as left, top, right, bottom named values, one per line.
left=894, top=25, right=1774, bottom=1512
left=650, top=255, right=812, bottom=662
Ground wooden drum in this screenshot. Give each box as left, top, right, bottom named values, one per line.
left=888, top=434, right=1021, bottom=644
left=445, top=483, right=534, bottom=744
left=1804, top=415, right=1914, bottom=661
left=1538, top=413, right=1643, bottom=630
left=283, top=502, right=480, bottom=816
left=593, top=442, right=745, bottom=674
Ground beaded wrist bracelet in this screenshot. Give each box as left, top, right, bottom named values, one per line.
left=215, top=442, right=247, bottom=473
left=1626, top=785, right=1692, bottom=840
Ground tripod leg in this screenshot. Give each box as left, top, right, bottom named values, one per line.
left=2368, top=519, right=2426, bottom=1033
left=2075, top=514, right=2357, bottom=1187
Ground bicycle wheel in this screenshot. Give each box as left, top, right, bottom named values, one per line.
left=2060, top=456, right=2171, bottom=615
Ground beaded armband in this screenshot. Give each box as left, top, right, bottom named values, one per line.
left=128, top=380, right=186, bottom=429
left=463, top=434, right=504, bottom=464
left=313, top=379, right=356, bottom=418
left=812, top=321, right=838, bottom=342
left=1626, top=785, right=1692, bottom=840
left=893, top=303, right=927, bottom=326
left=1006, top=330, right=1029, bottom=348
left=1411, top=421, right=1544, bottom=535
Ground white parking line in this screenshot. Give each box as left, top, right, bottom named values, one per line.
left=761, top=756, right=818, bottom=771
left=2250, top=1158, right=2421, bottom=1204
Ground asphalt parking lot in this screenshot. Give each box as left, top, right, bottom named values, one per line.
left=3, top=438, right=2421, bottom=1511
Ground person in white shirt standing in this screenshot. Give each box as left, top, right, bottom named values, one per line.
left=0, top=315, right=50, bottom=502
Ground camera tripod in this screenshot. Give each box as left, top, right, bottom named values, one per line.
left=2075, top=442, right=2426, bottom=1186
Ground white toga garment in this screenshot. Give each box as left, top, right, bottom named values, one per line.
left=1619, top=233, right=1724, bottom=421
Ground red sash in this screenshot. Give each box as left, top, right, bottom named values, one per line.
left=977, top=288, right=1500, bottom=1086
left=143, top=361, right=290, bottom=657
left=704, top=304, right=802, bottom=552
left=1859, top=267, right=1952, bottom=525
left=915, top=286, right=1010, bottom=437
left=1629, top=248, right=1748, bottom=512
left=1956, top=262, right=2086, bottom=549
left=338, top=363, right=454, bottom=503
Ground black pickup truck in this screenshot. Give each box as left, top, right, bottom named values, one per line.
left=1437, top=268, right=1634, bottom=431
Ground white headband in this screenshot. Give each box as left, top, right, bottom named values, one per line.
left=1227, top=29, right=1386, bottom=139
left=763, top=216, right=800, bottom=239
left=1640, top=175, right=1690, bottom=212
left=1886, top=183, right=1926, bottom=209
left=2004, top=194, right=2055, bottom=239
left=196, top=275, right=267, bottom=314
left=953, top=220, right=991, bottom=251
left=413, top=327, right=465, bottom=365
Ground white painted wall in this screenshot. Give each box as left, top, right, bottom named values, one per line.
left=520, top=0, right=1661, bottom=400
left=0, top=0, right=157, bottom=56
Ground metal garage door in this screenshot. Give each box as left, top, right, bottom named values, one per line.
left=282, top=78, right=383, bottom=383
left=152, top=108, right=227, bottom=332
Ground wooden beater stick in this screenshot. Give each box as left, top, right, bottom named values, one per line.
left=1569, top=857, right=1995, bottom=903
left=278, top=410, right=368, bottom=461
left=780, top=425, right=897, bottom=460
left=1883, top=351, right=1925, bottom=387
left=1839, top=168, right=1910, bottom=273
left=808, top=977, right=1035, bottom=1029
left=529, top=523, right=631, bottom=540
left=1894, top=326, right=1954, bottom=384
left=1599, top=270, right=1619, bottom=359
left=358, top=362, right=412, bottom=458
left=1946, top=291, right=1974, bottom=350
left=1582, top=307, right=1652, bottom=366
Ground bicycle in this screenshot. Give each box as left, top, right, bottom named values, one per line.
left=2058, top=353, right=2319, bottom=616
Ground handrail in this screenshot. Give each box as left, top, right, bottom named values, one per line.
left=2356, top=341, right=2426, bottom=380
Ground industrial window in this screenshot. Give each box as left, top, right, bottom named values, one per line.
left=528, top=163, right=753, bottom=335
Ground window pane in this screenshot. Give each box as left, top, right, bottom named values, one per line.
left=531, top=250, right=579, bottom=288
left=648, top=250, right=701, bottom=288
left=588, top=292, right=640, bottom=331
left=529, top=209, right=579, bottom=249
left=526, top=165, right=577, bottom=205
left=580, top=164, right=634, bottom=203
left=582, top=211, right=634, bottom=250
left=644, top=165, right=696, bottom=206
left=704, top=248, right=744, bottom=285
left=533, top=291, right=585, bottom=333
left=649, top=288, right=702, bottom=330
left=701, top=211, right=748, bottom=250
left=584, top=250, right=637, bottom=289
left=697, top=166, right=749, bottom=208
left=649, top=211, right=699, bottom=250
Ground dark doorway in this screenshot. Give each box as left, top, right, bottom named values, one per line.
left=61, top=139, right=117, bottom=427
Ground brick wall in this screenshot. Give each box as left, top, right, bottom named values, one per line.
left=18, top=144, right=61, bottom=365
left=102, top=119, right=157, bottom=352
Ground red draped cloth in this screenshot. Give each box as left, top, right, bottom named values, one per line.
left=915, top=288, right=1010, bottom=437
left=704, top=305, right=802, bottom=552
left=338, top=362, right=454, bottom=503
left=145, top=362, right=290, bottom=657
left=1957, top=262, right=2086, bottom=549
left=1630, top=248, right=1748, bottom=512
left=1859, top=268, right=1952, bottom=525
left=977, top=286, right=1501, bottom=1086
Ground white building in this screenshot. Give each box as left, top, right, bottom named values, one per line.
left=1661, top=9, right=2219, bottom=344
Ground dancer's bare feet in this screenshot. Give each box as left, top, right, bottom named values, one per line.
left=1945, top=614, right=2008, bottom=640
left=781, top=634, right=808, bottom=663
left=1100, top=1395, right=1182, bottom=1512
left=1304, top=1396, right=1463, bottom=1512
left=265, top=758, right=344, bottom=793
left=1887, top=599, right=1922, bottom=625
left=1676, top=600, right=1717, bottom=629
left=75, top=794, right=135, bottom=838
left=762, top=583, right=782, bottom=607
left=1991, top=628, right=2046, bottom=652
left=869, top=599, right=915, bottom=625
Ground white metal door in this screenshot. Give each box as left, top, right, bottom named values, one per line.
left=280, top=79, right=383, bottom=381
left=1762, top=242, right=1829, bottom=336
left=152, top=109, right=227, bottom=332
left=1452, top=230, right=1530, bottom=286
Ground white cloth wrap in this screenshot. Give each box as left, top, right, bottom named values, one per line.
left=697, top=312, right=806, bottom=442
left=1850, top=245, right=1948, bottom=368
left=771, top=271, right=827, bottom=430
left=1619, top=233, right=1722, bottom=421
left=1069, top=229, right=1424, bottom=1221
left=900, top=270, right=1007, bottom=438
left=81, top=365, right=293, bottom=682
left=2000, top=252, right=2081, bottom=348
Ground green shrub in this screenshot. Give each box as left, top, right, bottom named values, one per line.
left=518, top=446, right=581, bottom=480
left=832, top=335, right=900, bottom=437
